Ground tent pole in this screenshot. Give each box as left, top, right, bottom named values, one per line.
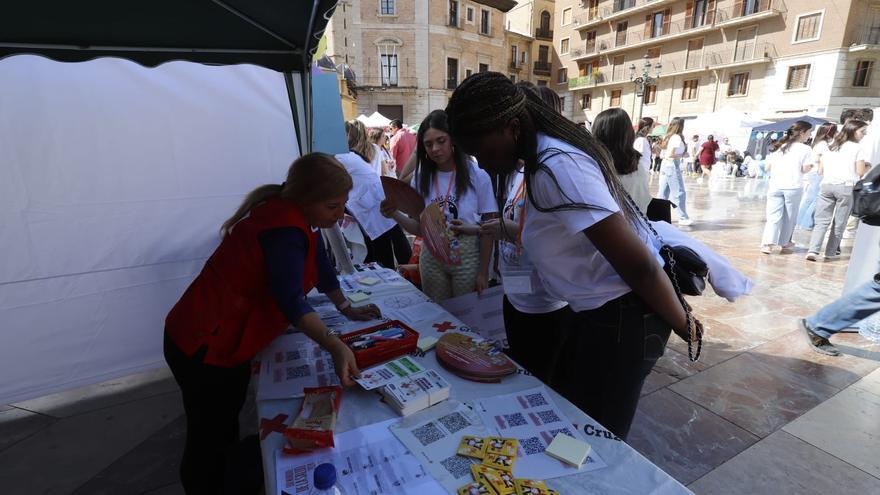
left=283, top=72, right=304, bottom=153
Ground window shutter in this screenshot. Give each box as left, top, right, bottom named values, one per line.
left=758, top=0, right=770, bottom=11
left=706, top=0, right=716, bottom=23
left=644, top=15, right=653, bottom=38
left=733, top=0, right=744, bottom=18
left=662, top=9, right=671, bottom=35
left=685, top=2, right=694, bottom=28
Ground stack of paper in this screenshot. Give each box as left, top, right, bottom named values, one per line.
left=545, top=433, right=592, bottom=468
left=381, top=369, right=451, bottom=416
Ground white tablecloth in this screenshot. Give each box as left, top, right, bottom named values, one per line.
left=256, top=271, right=691, bottom=495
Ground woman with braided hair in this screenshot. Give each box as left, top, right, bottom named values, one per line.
left=446, top=72, right=703, bottom=439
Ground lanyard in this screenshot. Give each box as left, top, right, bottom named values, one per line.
left=511, top=177, right=527, bottom=256
left=433, top=170, right=456, bottom=214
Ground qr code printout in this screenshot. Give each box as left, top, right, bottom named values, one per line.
left=535, top=409, right=561, bottom=424
left=438, top=412, right=472, bottom=434
left=440, top=454, right=475, bottom=480
left=520, top=436, right=545, bottom=455
left=412, top=422, right=446, bottom=446
left=525, top=392, right=548, bottom=408
left=503, top=412, right=527, bottom=427
left=285, top=364, right=311, bottom=380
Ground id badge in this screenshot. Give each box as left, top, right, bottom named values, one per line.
left=502, top=268, right=533, bottom=295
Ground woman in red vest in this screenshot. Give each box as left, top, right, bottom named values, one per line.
left=164, top=153, right=380, bottom=494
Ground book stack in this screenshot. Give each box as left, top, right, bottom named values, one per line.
left=436, top=333, right=517, bottom=383
left=380, top=369, right=451, bottom=416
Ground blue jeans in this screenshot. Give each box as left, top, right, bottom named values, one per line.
left=796, top=173, right=822, bottom=230
left=807, top=272, right=880, bottom=338
left=658, top=159, right=690, bottom=220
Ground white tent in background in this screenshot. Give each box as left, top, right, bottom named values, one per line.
left=686, top=107, right=770, bottom=152
left=358, top=111, right=392, bottom=128
left=355, top=114, right=370, bottom=125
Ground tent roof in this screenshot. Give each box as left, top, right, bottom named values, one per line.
left=0, top=0, right=338, bottom=72
left=752, top=115, right=829, bottom=132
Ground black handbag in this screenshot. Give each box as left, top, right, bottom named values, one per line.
left=852, top=164, right=880, bottom=226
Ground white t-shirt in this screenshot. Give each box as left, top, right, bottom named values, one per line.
left=767, top=142, right=813, bottom=190
left=335, top=151, right=397, bottom=240
left=860, top=123, right=880, bottom=167
left=633, top=136, right=653, bottom=172
left=412, top=160, right=497, bottom=224
left=660, top=134, right=685, bottom=160
left=499, top=170, right=568, bottom=314
left=822, top=141, right=866, bottom=185
left=686, top=139, right=700, bottom=162
left=368, top=144, right=384, bottom=176
left=523, top=134, right=663, bottom=312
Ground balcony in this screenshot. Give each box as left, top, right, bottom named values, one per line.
left=849, top=24, right=880, bottom=51
left=535, top=28, right=554, bottom=41
left=356, top=76, right=420, bottom=90
left=510, top=60, right=523, bottom=71
left=575, top=0, right=675, bottom=31
left=714, top=0, right=785, bottom=28
left=533, top=61, right=552, bottom=76
left=705, top=42, right=776, bottom=70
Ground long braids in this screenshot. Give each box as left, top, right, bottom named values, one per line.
left=446, top=71, right=639, bottom=225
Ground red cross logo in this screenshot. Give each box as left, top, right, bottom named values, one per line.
left=259, top=413, right=289, bottom=440
left=433, top=321, right=456, bottom=333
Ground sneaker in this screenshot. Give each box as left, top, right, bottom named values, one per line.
left=678, top=218, right=694, bottom=226
left=805, top=252, right=818, bottom=261
left=761, top=245, right=773, bottom=254
left=824, top=253, right=841, bottom=261
left=780, top=242, right=796, bottom=253
left=800, top=319, right=841, bottom=356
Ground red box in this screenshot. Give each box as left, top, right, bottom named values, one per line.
left=340, top=320, right=419, bottom=369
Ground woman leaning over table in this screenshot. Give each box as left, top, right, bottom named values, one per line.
left=164, top=153, right=381, bottom=494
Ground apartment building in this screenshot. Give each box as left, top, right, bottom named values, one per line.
left=555, top=0, right=880, bottom=124
left=325, top=0, right=517, bottom=126
left=505, top=0, right=559, bottom=90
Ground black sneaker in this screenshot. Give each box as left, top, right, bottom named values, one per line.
left=800, top=319, right=841, bottom=356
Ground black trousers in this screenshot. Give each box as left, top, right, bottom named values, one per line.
left=364, top=225, right=412, bottom=269
left=503, top=296, right=574, bottom=386
left=552, top=293, right=671, bottom=441
left=164, top=334, right=253, bottom=495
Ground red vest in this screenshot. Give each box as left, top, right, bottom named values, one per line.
left=165, top=198, right=319, bottom=367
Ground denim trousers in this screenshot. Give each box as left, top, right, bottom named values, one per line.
left=808, top=183, right=854, bottom=255
left=658, top=159, right=690, bottom=220
left=807, top=271, right=880, bottom=338
left=761, top=187, right=802, bottom=246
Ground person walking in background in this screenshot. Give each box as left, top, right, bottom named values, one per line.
left=686, top=134, right=700, bottom=177
left=806, top=119, right=871, bottom=261
left=651, top=137, right=663, bottom=174
left=369, top=127, right=397, bottom=177
left=760, top=120, right=815, bottom=254
left=388, top=119, right=416, bottom=177
left=797, top=123, right=837, bottom=231
left=658, top=117, right=693, bottom=226
left=698, top=135, right=719, bottom=183
left=593, top=109, right=652, bottom=213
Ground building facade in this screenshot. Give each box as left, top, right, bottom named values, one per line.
left=325, top=0, right=517, bottom=126
left=505, top=0, right=558, bottom=89
left=554, top=0, right=880, bottom=124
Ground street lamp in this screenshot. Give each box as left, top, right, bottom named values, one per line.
left=629, top=53, right=662, bottom=120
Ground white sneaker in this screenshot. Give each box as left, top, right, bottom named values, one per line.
left=678, top=218, right=694, bottom=226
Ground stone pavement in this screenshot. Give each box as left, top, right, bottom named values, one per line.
left=0, top=175, right=878, bottom=494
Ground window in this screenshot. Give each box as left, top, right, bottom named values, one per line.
left=643, top=84, right=657, bottom=104
left=447, top=57, right=459, bottom=89
left=612, top=55, right=625, bottom=81
left=377, top=105, right=403, bottom=122
left=586, top=31, right=597, bottom=53
left=652, top=12, right=665, bottom=38
left=480, top=9, right=491, bottom=35
left=734, top=26, right=757, bottom=62
left=466, top=6, right=475, bottom=23
left=510, top=74, right=516, bottom=82
left=558, top=68, right=568, bottom=83
left=537, top=80, right=548, bottom=87
left=587, top=0, right=599, bottom=21
left=854, top=60, right=874, bottom=87
left=562, top=8, right=572, bottom=25
left=511, top=45, right=518, bottom=65
left=741, top=0, right=762, bottom=16
left=380, top=0, right=395, bottom=16
left=378, top=41, right=400, bottom=86
left=479, top=63, right=489, bottom=73
left=686, top=38, right=704, bottom=69
left=521, top=51, right=527, bottom=64
left=794, top=12, right=823, bottom=43
left=682, top=79, right=699, bottom=100
left=449, top=1, right=459, bottom=27
left=540, top=11, right=551, bottom=32
left=647, top=47, right=661, bottom=62
left=616, top=21, right=628, bottom=46
left=560, top=38, right=570, bottom=55
left=613, top=0, right=635, bottom=13
left=786, top=64, right=811, bottom=90
left=466, top=68, right=473, bottom=78
left=581, top=93, right=592, bottom=110
left=728, top=72, right=749, bottom=96
left=646, top=9, right=671, bottom=39
left=690, top=0, right=709, bottom=28
left=610, top=89, right=622, bottom=107
left=539, top=45, right=549, bottom=64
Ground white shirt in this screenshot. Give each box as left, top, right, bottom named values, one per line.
left=767, top=142, right=813, bottom=190
left=412, top=160, right=497, bottom=224
left=617, top=166, right=652, bottom=213
left=660, top=134, right=685, bottom=160
left=822, top=141, right=865, bottom=185
left=686, top=140, right=700, bottom=161
left=368, top=144, right=384, bottom=176
left=633, top=136, right=653, bottom=172
left=860, top=123, right=880, bottom=167
left=334, top=151, right=397, bottom=240
left=499, top=170, right=568, bottom=314
left=523, top=134, right=663, bottom=312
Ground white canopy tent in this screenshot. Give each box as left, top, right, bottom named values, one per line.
left=357, top=111, right=392, bottom=129
left=0, top=0, right=343, bottom=404
left=685, top=107, right=770, bottom=153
